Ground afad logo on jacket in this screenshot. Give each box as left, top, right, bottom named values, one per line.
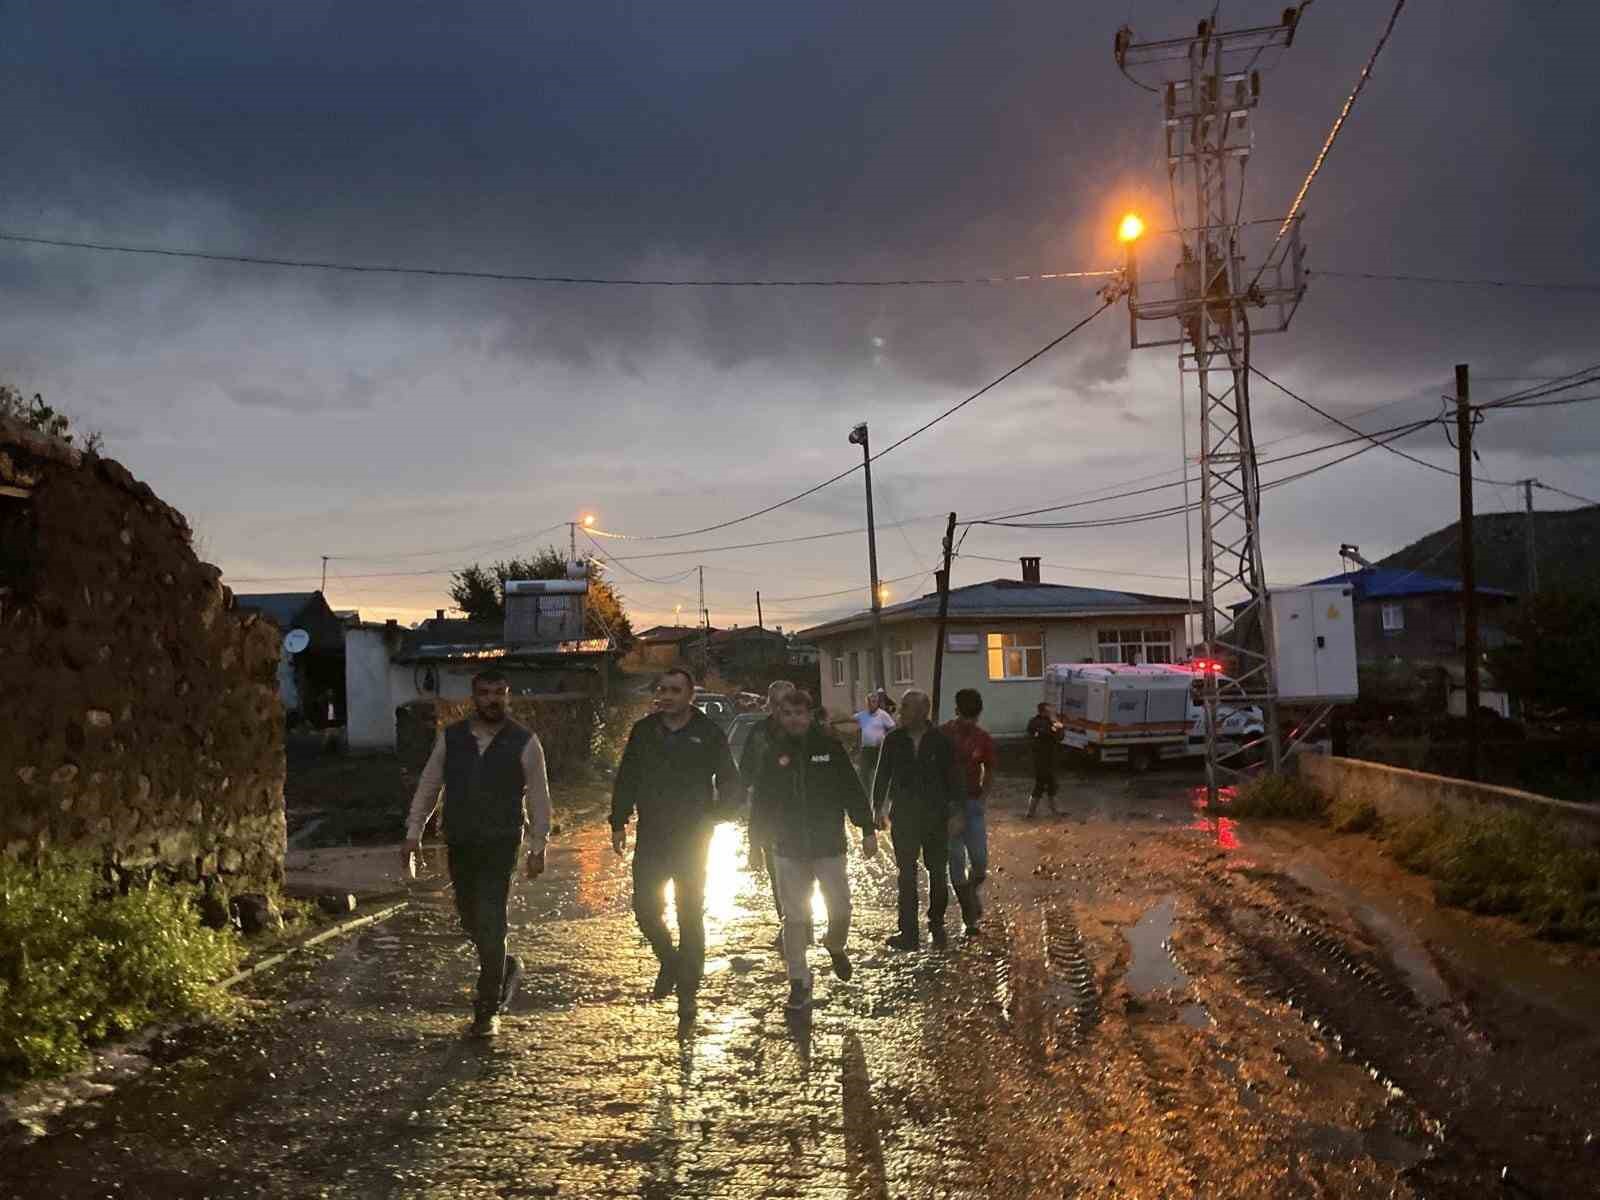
left=809, top=753, right=832, bottom=764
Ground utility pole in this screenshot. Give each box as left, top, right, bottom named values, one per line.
left=1523, top=478, right=1539, bottom=595
left=755, top=590, right=764, bottom=630
left=569, top=521, right=577, bottom=562
left=698, top=565, right=709, bottom=678
left=930, top=513, right=957, bottom=721
left=1455, top=364, right=1480, bottom=781
left=320, top=555, right=329, bottom=593
left=849, top=422, right=887, bottom=694
left=1115, top=11, right=1308, bottom=808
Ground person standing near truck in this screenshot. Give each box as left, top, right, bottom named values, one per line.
left=748, top=688, right=878, bottom=1012
left=610, top=666, right=742, bottom=1024
left=942, top=688, right=997, bottom=937
left=403, top=669, right=551, bottom=1039
left=1025, top=702, right=1064, bottom=817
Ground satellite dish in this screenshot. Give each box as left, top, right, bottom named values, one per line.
left=283, top=628, right=311, bottom=655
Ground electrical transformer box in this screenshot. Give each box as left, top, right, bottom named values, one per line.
left=1265, top=585, right=1359, bottom=704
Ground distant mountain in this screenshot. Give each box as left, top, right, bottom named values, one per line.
left=1377, top=504, right=1600, bottom=596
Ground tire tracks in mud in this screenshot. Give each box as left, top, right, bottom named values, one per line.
left=1190, top=859, right=1596, bottom=1198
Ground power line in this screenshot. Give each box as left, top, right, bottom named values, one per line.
left=0, top=229, right=1117, bottom=289
left=1489, top=393, right=1600, bottom=411
left=1534, top=481, right=1600, bottom=507
left=326, top=521, right=568, bottom=564
left=594, top=297, right=1116, bottom=541
left=1314, top=269, right=1600, bottom=294
left=1255, top=0, right=1408, bottom=287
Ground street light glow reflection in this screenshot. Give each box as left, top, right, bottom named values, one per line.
left=1117, top=212, right=1146, bottom=243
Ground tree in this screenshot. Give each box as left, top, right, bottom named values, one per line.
left=0, top=385, right=103, bottom=453
left=448, top=547, right=634, bottom=650
left=1488, top=591, right=1600, bottom=718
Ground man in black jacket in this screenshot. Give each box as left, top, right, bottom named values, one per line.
left=737, top=679, right=797, bottom=941
left=611, top=667, right=742, bottom=1022
left=870, top=688, right=965, bottom=951
left=748, top=689, right=878, bottom=1012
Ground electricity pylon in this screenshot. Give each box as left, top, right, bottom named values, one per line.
left=1114, top=12, right=1310, bottom=807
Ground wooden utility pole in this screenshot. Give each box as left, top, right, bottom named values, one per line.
left=849, top=423, right=888, bottom=694
left=755, top=590, right=764, bottom=630
left=320, top=555, right=329, bottom=593
left=929, top=512, right=958, bottom=720
left=1455, top=364, right=1480, bottom=781
left=1523, top=479, right=1539, bottom=595
left=698, top=565, right=709, bottom=678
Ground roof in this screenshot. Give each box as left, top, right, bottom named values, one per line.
left=709, top=626, right=786, bottom=644
left=1303, top=568, right=1516, bottom=601
left=393, top=615, right=617, bottom=663
left=637, top=624, right=720, bottom=644
left=234, top=592, right=320, bottom=629
left=798, top=578, right=1195, bottom=641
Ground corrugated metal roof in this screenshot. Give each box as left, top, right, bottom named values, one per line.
left=1302, top=568, right=1515, bottom=601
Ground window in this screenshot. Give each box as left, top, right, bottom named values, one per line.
left=891, top=637, right=915, bottom=685
left=1097, top=628, right=1175, bottom=665
left=831, top=655, right=846, bottom=686
left=1382, top=603, right=1404, bottom=633
left=987, top=629, right=1044, bottom=680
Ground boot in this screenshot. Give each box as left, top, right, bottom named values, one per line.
left=652, top=953, right=679, bottom=1001
left=954, top=883, right=981, bottom=933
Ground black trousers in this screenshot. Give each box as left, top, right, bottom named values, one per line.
left=890, top=816, right=949, bottom=940
left=447, top=839, right=519, bottom=1017
left=1029, top=760, right=1059, bottom=812
left=633, top=829, right=713, bottom=991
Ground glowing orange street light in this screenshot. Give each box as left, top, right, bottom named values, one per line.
left=1117, top=212, right=1146, bottom=244
left=581, top=513, right=597, bottom=528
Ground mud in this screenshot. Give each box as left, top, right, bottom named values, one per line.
left=4, top=766, right=1598, bottom=1198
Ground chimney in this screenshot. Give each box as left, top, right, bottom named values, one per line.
left=1020, top=556, right=1041, bottom=584
left=435, top=608, right=445, bottom=625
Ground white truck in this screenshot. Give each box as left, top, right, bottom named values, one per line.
left=1042, top=662, right=1264, bottom=771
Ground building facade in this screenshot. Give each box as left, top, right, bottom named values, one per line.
left=799, top=561, right=1193, bottom=737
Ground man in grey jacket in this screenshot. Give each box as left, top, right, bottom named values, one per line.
left=403, top=669, right=551, bottom=1038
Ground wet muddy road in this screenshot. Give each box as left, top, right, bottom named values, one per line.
left=7, top=771, right=1599, bottom=1198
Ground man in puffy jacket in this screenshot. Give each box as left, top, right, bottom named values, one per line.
left=870, top=689, right=964, bottom=951
left=611, top=667, right=742, bottom=1023
left=749, top=688, right=878, bottom=1012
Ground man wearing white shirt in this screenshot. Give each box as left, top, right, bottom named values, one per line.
left=838, top=690, right=897, bottom=790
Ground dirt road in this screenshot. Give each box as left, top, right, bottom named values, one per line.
left=6, top=768, right=1598, bottom=1198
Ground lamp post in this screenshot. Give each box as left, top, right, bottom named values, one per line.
left=849, top=422, right=887, bottom=695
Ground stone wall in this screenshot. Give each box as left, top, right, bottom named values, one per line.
left=1297, top=753, right=1600, bottom=850
left=0, top=417, right=286, bottom=892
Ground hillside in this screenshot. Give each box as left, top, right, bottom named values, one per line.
left=1378, top=504, right=1600, bottom=596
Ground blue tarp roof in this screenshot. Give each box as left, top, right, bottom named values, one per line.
left=1302, top=569, right=1515, bottom=600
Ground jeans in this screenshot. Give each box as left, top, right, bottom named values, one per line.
left=775, top=855, right=851, bottom=987
left=856, top=744, right=883, bottom=793
left=446, top=839, right=520, bottom=1018
left=890, top=817, right=949, bottom=940
left=632, top=829, right=713, bottom=991
left=947, top=799, right=988, bottom=888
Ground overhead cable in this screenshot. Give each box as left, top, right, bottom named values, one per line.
left=1315, top=269, right=1600, bottom=294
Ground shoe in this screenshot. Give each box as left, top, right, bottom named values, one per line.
left=469, top=1012, right=500, bottom=1039
left=885, top=932, right=920, bottom=951
left=498, top=954, right=524, bottom=1013
left=652, top=960, right=679, bottom=1001
left=828, top=949, right=853, bottom=981
left=785, top=980, right=813, bottom=1012
left=930, top=926, right=948, bottom=949
left=964, top=923, right=981, bottom=938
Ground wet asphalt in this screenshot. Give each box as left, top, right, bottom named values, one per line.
left=6, top=772, right=1599, bottom=1199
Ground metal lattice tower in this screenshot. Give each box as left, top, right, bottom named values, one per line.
left=1114, top=13, right=1310, bottom=805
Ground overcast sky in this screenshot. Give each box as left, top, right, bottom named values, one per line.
left=2, top=0, right=1595, bottom=632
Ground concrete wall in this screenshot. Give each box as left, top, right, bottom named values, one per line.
left=343, top=627, right=396, bottom=751
left=0, top=422, right=286, bottom=892
left=816, top=615, right=1186, bottom=737
left=1297, top=754, right=1600, bottom=849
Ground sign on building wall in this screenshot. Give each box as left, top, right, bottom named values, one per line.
left=945, top=632, right=980, bottom=653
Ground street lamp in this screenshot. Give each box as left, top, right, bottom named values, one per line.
left=1117, top=212, right=1146, bottom=243
left=570, top=512, right=598, bottom=560
left=849, top=422, right=887, bottom=694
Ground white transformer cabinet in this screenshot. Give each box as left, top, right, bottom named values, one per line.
left=1265, top=584, right=1359, bottom=704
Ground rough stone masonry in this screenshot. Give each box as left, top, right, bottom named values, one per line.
left=0, top=415, right=286, bottom=894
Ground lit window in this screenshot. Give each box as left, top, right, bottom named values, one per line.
left=1382, top=603, right=1404, bottom=632
left=987, top=629, right=1044, bottom=680
left=831, top=655, right=846, bottom=686
left=1096, top=627, right=1175, bottom=665
left=892, top=637, right=915, bottom=685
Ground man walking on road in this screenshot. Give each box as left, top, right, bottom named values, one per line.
left=749, top=689, right=878, bottom=1013
left=942, top=688, right=997, bottom=937
left=838, top=690, right=896, bottom=791
left=871, top=689, right=964, bottom=951
left=403, top=669, right=551, bottom=1039
left=611, top=667, right=742, bottom=1022
left=1026, top=702, right=1064, bottom=817
left=738, top=679, right=797, bottom=941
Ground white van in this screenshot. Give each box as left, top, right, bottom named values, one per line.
left=1042, top=662, right=1263, bottom=771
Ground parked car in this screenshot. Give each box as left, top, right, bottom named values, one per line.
left=727, top=711, right=765, bottom=767
left=692, top=692, right=736, bottom=728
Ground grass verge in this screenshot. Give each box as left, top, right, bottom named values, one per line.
left=1230, top=774, right=1329, bottom=820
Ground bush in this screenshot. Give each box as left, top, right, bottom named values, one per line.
left=1327, top=792, right=1380, bottom=834
left=1230, top=773, right=1328, bottom=820
left=0, top=856, right=241, bottom=1083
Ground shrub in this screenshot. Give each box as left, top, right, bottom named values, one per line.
left=0, top=856, right=241, bottom=1083
left=1327, top=792, right=1380, bottom=833
left=1230, top=773, right=1328, bottom=820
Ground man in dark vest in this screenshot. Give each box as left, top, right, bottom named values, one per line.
left=611, top=666, right=742, bottom=1024
left=404, top=668, right=551, bottom=1038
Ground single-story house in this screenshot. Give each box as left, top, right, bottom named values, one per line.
left=344, top=597, right=620, bottom=752
left=1302, top=567, right=1518, bottom=716
left=234, top=590, right=346, bottom=725
left=708, top=625, right=789, bottom=676
left=634, top=623, right=720, bottom=668
left=798, top=556, right=1196, bottom=737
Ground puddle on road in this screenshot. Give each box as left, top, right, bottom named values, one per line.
left=1125, top=896, right=1187, bottom=995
